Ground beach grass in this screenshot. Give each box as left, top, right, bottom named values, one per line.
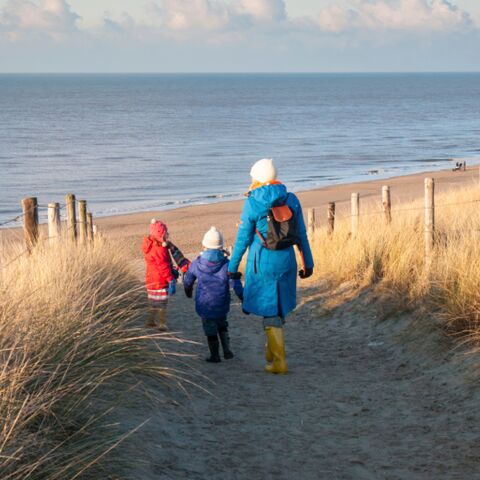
left=310, top=183, right=480, bottom=339
left=0, top=238, right=186, bottom=479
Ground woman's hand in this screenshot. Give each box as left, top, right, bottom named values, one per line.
left=228, top=272, right=242, bottom=280
left=299, top=267, right=313, bottom=279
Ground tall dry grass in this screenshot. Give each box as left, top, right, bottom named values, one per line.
left=310, top=183, right=480, bottom=337
left=0, top=238, right=185, bottom=479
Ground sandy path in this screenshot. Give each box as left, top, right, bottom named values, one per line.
left=120, top=283, right=480, bottom=480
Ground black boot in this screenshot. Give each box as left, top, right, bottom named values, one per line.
left=206, top=335, right=221, bottom=363
left=218, top=329, right=234, bottom=359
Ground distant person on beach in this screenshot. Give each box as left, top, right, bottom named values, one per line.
left=183, top=227, right=244, bottom=363
left=142, top=219, right=190, bottom=331
left=228, top=159, right=314, bottom=374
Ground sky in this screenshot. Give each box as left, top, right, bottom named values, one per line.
left=0, top=0, right=479, bottom=72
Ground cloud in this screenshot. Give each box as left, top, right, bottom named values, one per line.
left=317, top=0, right=472, bottom=33
left=103, top=12, right=135, bottom=34
left=0, top=0, right=80, bottom=41
left=237, top=0, right=286, bottom=22
left=146, top=0, right=287, bottom=33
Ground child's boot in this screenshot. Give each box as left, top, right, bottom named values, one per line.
left=145, top=308, right=157, bottom=328
left=206, top=335, right=221, bottom=363
left=156, top=309, right=168, bottom=331
left=264, top=327, right=288, bottom=374
left=218, top=328, right=234, bottom=359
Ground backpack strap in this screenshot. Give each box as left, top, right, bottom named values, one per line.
left=255, top=228, right=268, bottom=248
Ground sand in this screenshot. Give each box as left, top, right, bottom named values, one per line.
left=118, top=281, right=480, bottom=479
left=102, top=166, right=480, bottom=479
left=4, top=166, right=480, bottom=478
left=95, top=166, right=479, bottom=255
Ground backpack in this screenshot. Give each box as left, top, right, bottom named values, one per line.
left=256, top=197, right=300, bottom=250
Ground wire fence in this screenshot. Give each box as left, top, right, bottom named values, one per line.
left=1, top=198, right=94, bottom=271
left=315, top=197, right=480, bottom=222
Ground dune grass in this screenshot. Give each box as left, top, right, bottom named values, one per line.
left=310, top=183, right=480, bottom=338
left=0, top=238, right=187, bottom=479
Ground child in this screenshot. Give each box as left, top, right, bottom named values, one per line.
left=142, top=219, right=190, bottom=331
left=184, top=226, right=243, bottom=363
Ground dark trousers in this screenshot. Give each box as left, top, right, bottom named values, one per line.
left=202, top=316, right=228, bottom=337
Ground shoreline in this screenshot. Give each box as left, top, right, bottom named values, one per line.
left=95, top=166, right=479, bottom=254
left=2, top=166, right=478, bottom=255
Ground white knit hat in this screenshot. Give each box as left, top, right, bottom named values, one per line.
left=250, top=158, right=277, bottom=183
left=202, top=226, right=224, bottom=250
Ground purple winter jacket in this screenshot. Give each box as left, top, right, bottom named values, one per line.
left=184, top=249, right=243, bottom=319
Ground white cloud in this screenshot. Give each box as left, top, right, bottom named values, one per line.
left=317, top=0, right=472, bottom=33
left=0, top=0, right=80, bottom=40
left=237, top=0, right=286, bottom=22
left=146, top=0, right=287, bottom=33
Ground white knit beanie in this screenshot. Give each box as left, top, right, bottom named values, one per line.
left=202, top=226, right=224, bottom=250
left=250, top=158, right=277, bottom=183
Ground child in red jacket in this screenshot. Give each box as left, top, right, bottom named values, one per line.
left=142, top=219, right=190, bottom=330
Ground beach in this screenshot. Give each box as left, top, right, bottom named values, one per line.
left=93, top=166, right=478, bottom=255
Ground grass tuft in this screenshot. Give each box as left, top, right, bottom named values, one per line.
left=0, top=238, right=185, bottom=479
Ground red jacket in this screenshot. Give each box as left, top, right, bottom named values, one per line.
left=142, top=236, right=175, bottom=290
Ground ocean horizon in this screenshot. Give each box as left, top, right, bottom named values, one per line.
left=1, top=72, right=479, bottom=224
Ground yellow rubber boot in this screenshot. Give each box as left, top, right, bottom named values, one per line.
left=265, top=337, right=273, bottom=363
left=145, top=308, right=157, bottom=328
left=264, top=327, right=288, bottom=374
left=157, top=309, right=168, bottom=332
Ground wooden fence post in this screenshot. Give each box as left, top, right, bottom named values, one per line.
left=65, top=194, right=77, bottom=242
left=351, top=193, right=359, bottom=237
left=382, top=186, right=392, bottom=224
left=424, top=178, right=435, bottom=266
left=307, top=208, right=316, bottom=241
left=48, top=202, right=61, bottom=242
left=327, top=202, right=335, bottom=237
left=87, top=213, right=94, bottom=242
left=21, top=197, right=39, bottom=250
left=463, top=160, right=467, bottom=172
left=78, top=200, right=87, bottom=244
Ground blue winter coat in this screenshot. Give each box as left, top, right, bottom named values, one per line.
left=184, top=249, right=243, bottom=319
left=228, top=184, right=313, bottom=318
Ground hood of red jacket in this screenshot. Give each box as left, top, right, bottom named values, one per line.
left=142, top=236, right=156, bottom=254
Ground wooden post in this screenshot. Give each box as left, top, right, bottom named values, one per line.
left=21, top=197, right=39, bottom=250
left=327, top=202, right=335, bottom=237
left=78, top=200, right=87, bottom=244
left=382, top=186, right=392, bottom=224
left=87, top=213, right=94, bottom=242
left=307, top=208, right=316, bottom=241
left=424, top=178, right=435, bottom=266
left=463, top=160, right=467, bottom=172
left=351, top=193, right=359, bottom=237
left=65, top=194, right=77, bottom=242
left=48, top=202, right=61, bottom=242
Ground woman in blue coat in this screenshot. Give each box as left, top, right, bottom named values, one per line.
left=228, top=159, right=314, bottom=374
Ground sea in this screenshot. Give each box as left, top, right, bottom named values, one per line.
left=1, top=73, right=479, bottom=225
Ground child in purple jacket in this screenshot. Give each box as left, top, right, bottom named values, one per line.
left=184, top=227, right=243, bottom=363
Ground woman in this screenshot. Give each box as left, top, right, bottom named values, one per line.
left=228, top=158, right=314, bottom=374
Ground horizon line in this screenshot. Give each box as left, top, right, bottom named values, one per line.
left=1, top=70, right=480, bottom=75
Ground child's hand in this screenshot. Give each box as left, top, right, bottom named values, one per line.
left=168, top=280, right=176, bottom=296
